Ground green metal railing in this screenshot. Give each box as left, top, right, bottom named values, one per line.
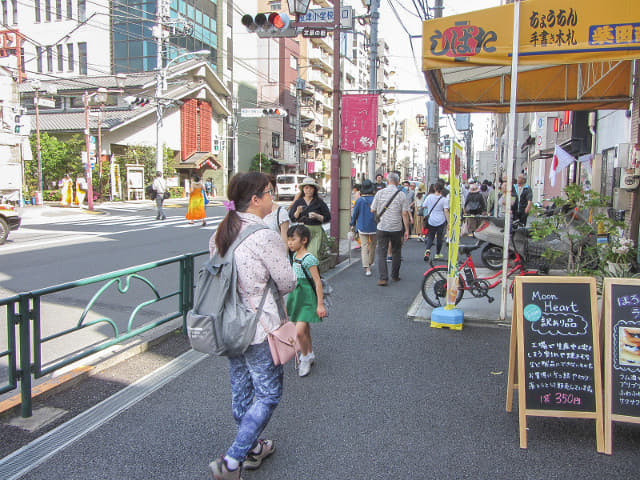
left=0, top=250, right=207, bottom=417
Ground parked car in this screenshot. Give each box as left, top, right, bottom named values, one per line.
left=275, top=174, right=306, bottom=201
left=0, top=203, right=21, bottom=244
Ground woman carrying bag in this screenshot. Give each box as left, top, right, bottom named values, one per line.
left=208, top=172, right=296, bottom=480
left=288, top=177, right=331, bottom=260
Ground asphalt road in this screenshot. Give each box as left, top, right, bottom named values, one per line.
left=1, top=239, right=639, bottom=479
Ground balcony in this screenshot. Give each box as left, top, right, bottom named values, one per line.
left=314, top=91, right=333, bottom=111
left=322, top=138, right=332, bottom=151
left=308, top=69, right=332, bottom=92
left=310, top=34, right=333, bottom=53
left=309, top=47, right=332, bottom=73
left=300, top=105, right=315, bottom=121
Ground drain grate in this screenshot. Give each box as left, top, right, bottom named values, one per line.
left=0, top=349, right=207, bottom=480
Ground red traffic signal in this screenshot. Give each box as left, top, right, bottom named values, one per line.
left=241, top=12, right=295, bottom=38
left=262, top=108, right=288, bottom=117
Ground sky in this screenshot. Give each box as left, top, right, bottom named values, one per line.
left=374, top=0, right=502, bottom=151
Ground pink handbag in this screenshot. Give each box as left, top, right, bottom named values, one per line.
left=264, top=321, right=300, bottom=366
left=243, top=278, right=300, bottom=366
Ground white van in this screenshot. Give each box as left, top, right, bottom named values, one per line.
left=276, top=174, right=306, bottom=200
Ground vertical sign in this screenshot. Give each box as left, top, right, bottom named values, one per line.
left=507, top=276, right=604, bottom=452
left=445, top=142, right=462, bottom=308
left=340, top=95, right=378, bottom=154
left=603, top=278, right=640, bottom=454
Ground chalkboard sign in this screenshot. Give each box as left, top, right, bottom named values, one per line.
left=507, top=276, right=603, bottom=452
left=603, top=278, right=640, bottom=455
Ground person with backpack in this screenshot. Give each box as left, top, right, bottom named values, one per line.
left=207, top=172, right=296, bottom=480
left=463, top=180, right=486, bottom=235
left=286, top=224, right=327, bottom=377
left=422, top=182, right=449, bottom=261
left=350, top=179, right=377, bottom=276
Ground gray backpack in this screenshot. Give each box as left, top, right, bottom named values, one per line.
left=186, top=224, right=271, bottom=356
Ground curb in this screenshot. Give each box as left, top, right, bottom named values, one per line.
left=0, top=319, right=183, bottom=418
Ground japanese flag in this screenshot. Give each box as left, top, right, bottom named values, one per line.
left=549, top=145, right=575, bottom=187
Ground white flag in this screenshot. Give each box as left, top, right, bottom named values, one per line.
left=549, top=145, right=575, bottom=187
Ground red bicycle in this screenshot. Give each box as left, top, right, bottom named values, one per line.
left=421, top=241, right=540, bottom=308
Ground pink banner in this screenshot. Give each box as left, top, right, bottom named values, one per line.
left=340, top=94, right=378, bottom=154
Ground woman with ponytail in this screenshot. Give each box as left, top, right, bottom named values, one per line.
left=208, top=172, right=296, bottom=480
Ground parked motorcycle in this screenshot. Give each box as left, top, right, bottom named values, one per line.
left=472, top=210, right=597, bottom=272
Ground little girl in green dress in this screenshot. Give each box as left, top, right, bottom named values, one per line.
left=286, top=225, right=327, bottom=377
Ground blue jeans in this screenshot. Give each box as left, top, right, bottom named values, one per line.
left=227, top=341, right=283, bottom=461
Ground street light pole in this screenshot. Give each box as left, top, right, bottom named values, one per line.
left=83, top=91, right=94, bottom=211
left=155, top=49, right=210, bottom=173
left=34, top=88, right=43, bottom=201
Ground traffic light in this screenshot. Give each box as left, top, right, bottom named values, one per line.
left=241, top=12, right=297, bottom=38
left=124, top=96, right=152, bottom=107
left=14, top=114, right=21, bottom=134
left=262, top=107, right=287, bottom=117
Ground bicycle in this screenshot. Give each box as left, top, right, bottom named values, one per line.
left=421, top=239, right=540, bottom=308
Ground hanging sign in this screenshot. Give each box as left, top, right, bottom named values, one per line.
left=340, top=95, right=378, bottom=154
left=507, top=276, right=604, bottom=452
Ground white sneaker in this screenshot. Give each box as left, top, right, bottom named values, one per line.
left=298, top=359, right=311, bottom=377
left=307, top=352, right=315, bottom=365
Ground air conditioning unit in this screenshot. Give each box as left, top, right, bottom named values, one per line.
left=619, top=168, right=640, bottom=190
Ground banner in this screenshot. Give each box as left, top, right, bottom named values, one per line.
left=422, top=0, right=640, bottom=70
left=446, top=142, right=463, bottom=309
left=340, top=94, right=378, bottom=154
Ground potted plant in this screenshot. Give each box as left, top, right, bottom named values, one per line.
left=600, top=234, right=637, bottom=277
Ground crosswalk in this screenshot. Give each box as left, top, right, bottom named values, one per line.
left=26, top=212, right=226, bottom=231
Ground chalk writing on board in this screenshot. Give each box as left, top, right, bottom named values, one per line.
left=523, top=284, right=596, bottom=412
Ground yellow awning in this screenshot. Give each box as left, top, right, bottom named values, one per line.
left=422, top=0, right=638, bottom=113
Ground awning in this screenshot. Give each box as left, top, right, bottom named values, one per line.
left=176, top=152, right=222, bottom=170
left=422, top=0, right=639, bottom=113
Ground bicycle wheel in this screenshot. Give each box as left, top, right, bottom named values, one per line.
left=421, top=266, right=464, bottom=308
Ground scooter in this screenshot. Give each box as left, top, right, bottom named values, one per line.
left=473, top=209, right=597, bottom=271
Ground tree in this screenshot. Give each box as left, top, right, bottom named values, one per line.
left=530, top=184, right=623, bottom=274
left=249, top=153, right=272, bottom=173
left=27, top=133, right=84, bottom=192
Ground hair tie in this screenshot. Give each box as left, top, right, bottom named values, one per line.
left=223, top=200, right=236, bottom=211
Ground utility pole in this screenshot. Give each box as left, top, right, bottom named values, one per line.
left=154, top=0, right=168, bottom=174
left=427, top=0, right=443, bottom=186
left=367, top=0, right=380, bottom=179
left=296, top=70, right=303, bottom=175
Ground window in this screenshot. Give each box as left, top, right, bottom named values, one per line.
left=66, top=0, right=72, bottom=19
left=46, top=46, right=53, bottom=71
left=35, top=46, right=43, bottom=72
left=57, top=44, right=63, bottom=71
left=67, top=43, right=74, bottom=71
left=78, top=41, right=87, bottom=75
left=45, top=0, right=51, bottom=21
left=226, top=37, right=232, bottom=70
left=227, top=0, right=232, bottom=27
left=290, top=55, right=297, bottom=70
left=272, top=133, right=280, bottom=158
left=35, top=0, right=41, bottom=22
left=289, top=83, right=296, bottom=97
left=11, top=0, right=16, bottom=23
left=1, top=1, right=7, bottom=25
left=77, top=0, right=85, bottom=21
left=269, top=2, right=281, bottom=10
left=56, top=0, right=61, bottom=20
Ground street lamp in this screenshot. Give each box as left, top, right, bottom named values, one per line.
left=155, top=49, right=209, bottom=173
left=83, top=75, right=126, bottom=211
left=31, top=79, right=57, bottom=205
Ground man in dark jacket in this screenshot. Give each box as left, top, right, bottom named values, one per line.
left=513, top=174, right=533, bottom=225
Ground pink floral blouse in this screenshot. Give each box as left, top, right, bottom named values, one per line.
left=209, top=212, right=296, bottom=345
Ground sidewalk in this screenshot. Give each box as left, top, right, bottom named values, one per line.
left=0, top=240, right=637, bottom=479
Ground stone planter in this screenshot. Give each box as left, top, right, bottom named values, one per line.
left=319, top=253, right=338, bottom=274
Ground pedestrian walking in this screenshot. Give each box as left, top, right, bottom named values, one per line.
left=370, top=172, right=410, bottom=286
left=288, top=177, right=331, bottom=260
left=151, top=171, right=167, bottom=220
left=374, top=174, right=386, bottom=192
left=350, top=179, right=377, bottom=276
left=286, top=225, right=326, bottom=377
left=463, top=181, right=486, bottom=235
left=186, top=174, right=207, bottom=226
left=513, top=174, right=533, bottom=225
left=208, top=172, right=296, bottom=480
left=60, top=174, right=73, bottom=207
left=414, top=190, right=425, bottom=241
left=422, top=182, right=449, bottom=261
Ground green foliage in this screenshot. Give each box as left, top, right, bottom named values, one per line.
left=43, top=190, right=61, bottom=202
left=26, top=133, right=84, bottom=194
left=530, top=184, right=623, bottom=275
left=249, top=153, right=272, bottom=173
